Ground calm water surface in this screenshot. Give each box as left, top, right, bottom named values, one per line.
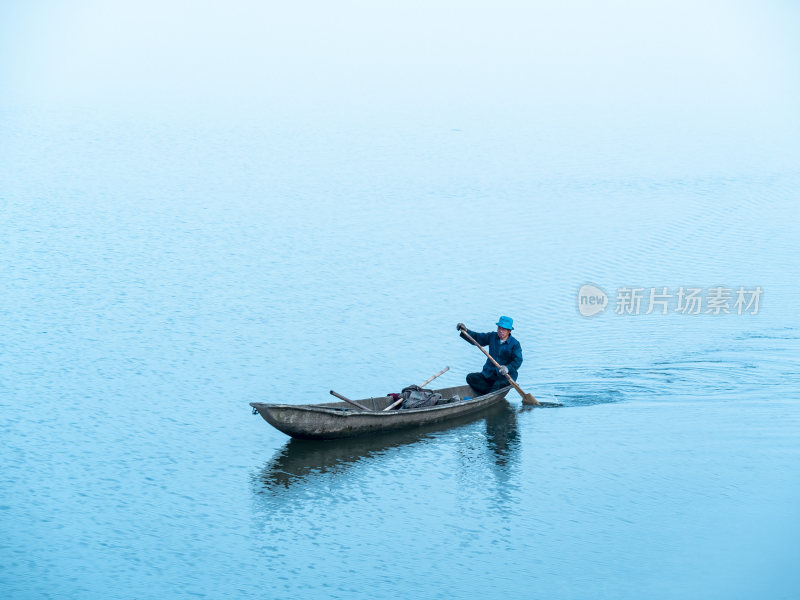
left=1, top=108, right=799, bottom=599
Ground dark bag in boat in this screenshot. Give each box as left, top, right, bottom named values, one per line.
left=399, top=385, right=461, bottom=409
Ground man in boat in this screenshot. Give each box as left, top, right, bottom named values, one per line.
left=457, top=316, right=522, bottom=395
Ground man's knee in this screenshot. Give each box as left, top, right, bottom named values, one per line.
left=467, top=372, right=493, bottom=395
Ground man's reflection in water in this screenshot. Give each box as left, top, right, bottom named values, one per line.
left=484, top=402, right=521, bottom=468
left=481, top=402, right=524, bottom=515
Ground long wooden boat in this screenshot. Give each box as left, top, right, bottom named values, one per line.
left=254, top=402, right=519, bottom=492
left=250, top=384, right=511, bottom=440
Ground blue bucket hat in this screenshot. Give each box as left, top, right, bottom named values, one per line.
left=496, top=316, right=514, bottom=330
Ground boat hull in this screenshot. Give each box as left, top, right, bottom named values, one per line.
left=250, top=384, right=511, bottom=440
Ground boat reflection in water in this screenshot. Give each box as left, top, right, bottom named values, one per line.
left=253, top=400, right=521, bottom=495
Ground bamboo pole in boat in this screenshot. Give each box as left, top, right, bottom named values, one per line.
left=329, top=390, right=370, bottom=411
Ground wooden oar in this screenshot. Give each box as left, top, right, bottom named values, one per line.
left=329, top=390, right=371, bottom=411
left=459, top=328, right=540, bottom=406
left=418, top=366, right=450, bottom=388
left=382, top=366, right=450, bottom=412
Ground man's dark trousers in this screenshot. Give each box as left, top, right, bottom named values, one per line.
left=466, top=372, right=510, bottom=395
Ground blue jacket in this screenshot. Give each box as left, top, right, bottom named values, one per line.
left=461, top=328, right=523, bottom=381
